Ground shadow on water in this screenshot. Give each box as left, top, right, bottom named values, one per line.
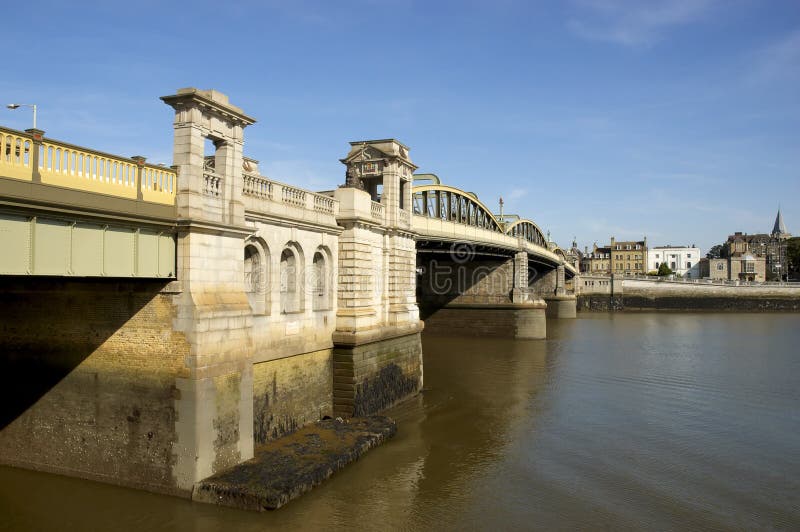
left=2, top=313, right=799, bottom=531
left=0, top=331, right=559, bottom=531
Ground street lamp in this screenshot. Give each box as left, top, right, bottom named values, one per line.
left=6, top=103, right=37, bottom=129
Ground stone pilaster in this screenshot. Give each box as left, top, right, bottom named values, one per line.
left=161, top=88, right=257, bottom=491
left=511, top=251, right=530, bottom=303
left=556, top=264, right=566, bottom=296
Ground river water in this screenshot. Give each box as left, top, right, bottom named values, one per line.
left=2, top=313, right=799, bottom=531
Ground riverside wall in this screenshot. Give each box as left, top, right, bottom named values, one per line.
left=578, top=278, right=800, bottom=311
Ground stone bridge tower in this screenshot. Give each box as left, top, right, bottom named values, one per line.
left=333, top=140, right=423, bottom=417
left=161, top=89, right=257, bottom=491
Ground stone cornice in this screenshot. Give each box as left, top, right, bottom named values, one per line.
left=175, top=218, right=254, bottom=238
left=161, top=88, right=256, bottom=127
left=332, top=321, right=424, bottom=347
left=244, top=212, right=344, bottom=235
left=335, top=216, right=387, bottom=232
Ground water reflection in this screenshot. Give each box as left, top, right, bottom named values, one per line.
left=2, top=313, right=799, bottom=531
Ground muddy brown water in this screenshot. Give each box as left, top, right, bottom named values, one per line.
left=2, top=313, right=799, bottom=530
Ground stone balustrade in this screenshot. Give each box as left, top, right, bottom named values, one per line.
left=243, top=173, right=273, bottom=199
left=241, top=171, right=339, bottom=221
left=203, top=171, right=223, bottom=197
left=314, top=194, right=336, bottom=215
left=371, top=200, right=384, bottom=222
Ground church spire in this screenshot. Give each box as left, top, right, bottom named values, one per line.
left=772, top=208, right=789, bottom=238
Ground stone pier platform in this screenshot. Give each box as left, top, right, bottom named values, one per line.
left=192, top=416, right=396, bottom=511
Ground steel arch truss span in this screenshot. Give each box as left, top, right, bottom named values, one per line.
left=413, top=185, right=503, bottom=233
left=504, top=219, right=547, bottom=247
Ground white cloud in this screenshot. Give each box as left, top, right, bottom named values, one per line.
left=567, top=0, right=717, bottom=47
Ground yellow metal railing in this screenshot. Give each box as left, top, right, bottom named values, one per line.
left=0, top=126, right=176, bottom=205
left=39, top=140, right=139, bottom=199
left=141, top=165, right=176, bottom=204
left=0, top=130, right=34, bottom=180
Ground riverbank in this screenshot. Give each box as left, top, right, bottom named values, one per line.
left=193, top=416, right=396, bottom=511
left=577, top=278, right=800, bottom=311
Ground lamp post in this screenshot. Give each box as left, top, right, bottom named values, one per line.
left=6, top=103, right=37, bottom=129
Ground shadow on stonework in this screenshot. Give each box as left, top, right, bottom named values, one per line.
left=0, top=276, right=169, bottom=430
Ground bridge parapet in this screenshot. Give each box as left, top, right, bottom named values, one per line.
left=241, top=169, right=339, bottom=226
left=1, top=125, right=176, bottom=205
left=370, top=200, right=384, bottom=223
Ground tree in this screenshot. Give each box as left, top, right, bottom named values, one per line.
left=787, top=237, right=800, bottom=279
left=657, top=262, right=673, bottom=276
left=706, top=244, right=724, bottom=259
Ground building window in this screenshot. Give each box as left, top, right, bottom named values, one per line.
left=686, top=261, right=691, bottom=269
left=280, top=247, right=302, bottom=313
left=744, top=261, right=755, bottom=274
left=244, top=242, right=269, bottom=315
left=655, top=254, right=660, bottom=258
left=244, top=245, right=262, bottom=294
left=312, top=250, right=329, bottom=311
left=687, top=254, right=692, bottom=258
left=716, top=263, right=724, bottom=271
left=670, top=261, right=676, bottom=269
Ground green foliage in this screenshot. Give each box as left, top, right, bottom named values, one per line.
left=657, top=262, right=673, bottom=276
left=788, top=237, right=800, bottom=274
left=706, top=244, right=724, bottom=259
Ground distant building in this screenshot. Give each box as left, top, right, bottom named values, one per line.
left=582, top=243, right=611, bottom=274
left=564, top=238, right=583, bottom=272
left=582, top=236, right=647, bottom=275
left=701, top=209, right=791, bottom=282
left=610, top=237, right=647, bottom=275
left=647, top=245, right=701, bottom=277
left=704, top=232, right=767, bottom=282
left=768, top=209, right=792, bottom=280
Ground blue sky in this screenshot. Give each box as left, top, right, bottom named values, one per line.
left=2, top=0, right=798, bottom=253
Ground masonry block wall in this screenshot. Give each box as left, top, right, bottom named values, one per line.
left=0, top=278, right=190, bottom=496
left=417, top=256, right=516, bottom=314
left=530, top=267, right=558, bottom=297
left=416, top=252, right=548, bottom=338
left=252, top=349, right=333, bottom=444
left=333, top=333, right=422, bottom=418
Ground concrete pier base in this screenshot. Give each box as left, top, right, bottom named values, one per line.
left=193, top=416, right=396, bottom=511
left=544, top=295, right=577, bottom=319
left=420, top=302, right=548, bottom=339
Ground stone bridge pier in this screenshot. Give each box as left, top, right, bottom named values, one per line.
left=333, top=140, right=424, bottom=418
left=416, top=248, right=548, bottom=339
left=530, top=263, right=577, bottom=318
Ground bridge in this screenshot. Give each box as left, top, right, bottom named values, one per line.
left=0, top=88, right=576, bottom=498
